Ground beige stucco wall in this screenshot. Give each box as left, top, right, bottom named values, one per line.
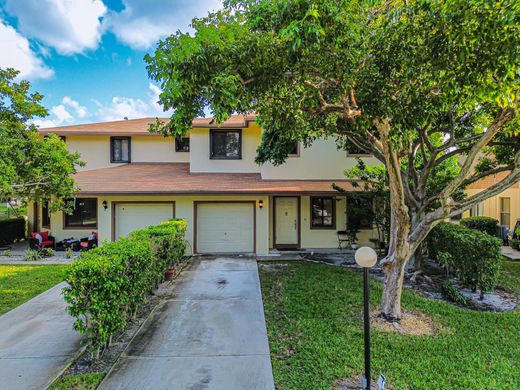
left=66, top=136, right=121, bottom=171
left=261, top=137, right=381, bottom=180
left=31, top=193, right=379, bottom=253
left=66, top=135, right=189, bottom=171
left=189, top=125, right=262, bottom=173
left=131, top=136, right=189, bottom=163
left=465, top=185, right=520, bottom=229
left=268, top=195, right=378, bottom=249
left=41, top=195, right=269, bottom=254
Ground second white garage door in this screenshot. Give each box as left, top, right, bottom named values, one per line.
left=196, top=202, right=255, bottom=253
left=115, top=202, right=175, bottom=240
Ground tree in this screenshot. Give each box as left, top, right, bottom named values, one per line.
left=0, top=68, right=83, bottom=211
left=145, top=0, right=520, bottom=320
left=338, top=159, right=391, bottom=252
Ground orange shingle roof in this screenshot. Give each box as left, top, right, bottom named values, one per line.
left=73, top=163, right=358, bottom=195
left=38, top=115, right=257, bottom=136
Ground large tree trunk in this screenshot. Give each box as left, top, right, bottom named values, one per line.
left=381, top=259, right=407, bottom=321
left=411, top=241, right=426, bottom=272
left=380, top=225, right=414, bottom=321
left=376, top=117, right=414, bottom=321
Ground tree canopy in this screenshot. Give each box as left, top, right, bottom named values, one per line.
left=0, top=68, right=83, bottom=210
left=146, top=0, right=519, bottom=319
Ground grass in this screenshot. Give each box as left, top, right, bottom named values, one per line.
left=48, top=373, right=105, bottom=390
left=498, top=259, right=520, bottom=295
left=0, top=265, right=68, bottom=315
left=259, top=261, right=520, bottom=389
left=0, top=203, right=25, bottom=220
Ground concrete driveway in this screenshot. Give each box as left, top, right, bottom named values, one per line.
left=0, top=282, right=84, bottom=390
left=99, top=257, right=275, bottom=390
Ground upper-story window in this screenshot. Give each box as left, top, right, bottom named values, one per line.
left=175, top=137, right=190, bottom=152
left=288, top=141, right=300, bottom=157
left=111, top=137, right=131, bottom=163
left=210, top=129, right=242, bottom=160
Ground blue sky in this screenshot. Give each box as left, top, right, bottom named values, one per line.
left=0, top=0, right=221, bottom=127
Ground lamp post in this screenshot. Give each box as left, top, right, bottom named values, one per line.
left=355, top=246, right=378, bottom=390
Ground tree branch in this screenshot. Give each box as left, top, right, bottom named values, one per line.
left=437, top=108, right=515, bottom=203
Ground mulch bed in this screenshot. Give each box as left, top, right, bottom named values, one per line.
left=369, top=308, right=443, bottom=336
left=302, top=254, right=517, bottom=313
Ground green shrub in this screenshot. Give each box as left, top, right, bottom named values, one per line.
left=460, top=216, right=499, bottom=236
left=23, top=249, right=42, bottom=261
left=441, top=279, right=469, bottom=305
left=427, top=222, right=501, bottom=298
left=510, top=238, right=520, bottom=250
left=63, top=218, right=187, bottom=356
left=39, top=247, right=55, bottom=257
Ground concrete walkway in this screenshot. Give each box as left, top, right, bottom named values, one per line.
left=502, top=246, right=520, bottom=261
left=100, top=258, right=275, bottom=390
left=0, top=282, right=84, bottom=390
left=0, top=241, right=79, bottom=264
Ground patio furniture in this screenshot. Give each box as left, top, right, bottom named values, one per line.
left=28, top=232, right=55, bottom=250
left=79, top=232, right=98, bottom=251
left=337, top=230, right=351, bottom=249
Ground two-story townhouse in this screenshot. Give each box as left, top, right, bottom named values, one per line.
left=464, top=171, right=520, bottom=232
left=28, top=115, right=380, bottom=254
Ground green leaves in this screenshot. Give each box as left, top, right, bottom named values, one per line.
left=428, top=222, right=502, bottom=295
left=0, top=68, right=83, bottom=207
left=63, top=219, right=188, bottom=355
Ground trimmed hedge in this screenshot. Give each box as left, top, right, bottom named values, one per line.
left=63, top=219, right=187, bottom=356
left=460, top=216, right=499, bottom=236
left=0, top=217, right=26, bottom=245
left=427, top=222, right=501, bottom=298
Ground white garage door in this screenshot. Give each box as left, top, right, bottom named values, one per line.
left=196, top=203, right=254, bottom=253
left=115, top=203, right=174, bottom=239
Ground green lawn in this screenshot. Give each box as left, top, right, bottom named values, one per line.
left=49, top=373, right=105, bottom=390
left=498, top=259, right=520, bottom=296
left=259, top=261, right=520, bottom=389
left=0, top=265, right=68, bottom=315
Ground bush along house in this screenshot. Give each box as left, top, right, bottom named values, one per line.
left=28, top=115, right=381, bottom=254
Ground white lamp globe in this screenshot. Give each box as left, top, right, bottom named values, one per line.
left=354, top=246, right=378, bottom=268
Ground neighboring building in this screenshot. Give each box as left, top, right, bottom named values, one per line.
left=29, top=116, right=381, bottom=254
left=464, top=171, right=520, bottom=231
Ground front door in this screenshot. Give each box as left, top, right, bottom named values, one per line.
left=274, top=197, right=300, bottom=248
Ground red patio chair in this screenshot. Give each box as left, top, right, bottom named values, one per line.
left=29, top=231, right=55, bottom=250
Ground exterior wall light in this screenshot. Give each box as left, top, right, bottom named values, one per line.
left=102, top=201, right=108, bottom=210
left=258, top=200, right=264, bottom=209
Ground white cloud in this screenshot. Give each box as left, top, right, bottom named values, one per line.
left=93, top=96, right=150, bottom=121
left=0, top=20, right=54, bottom=80
left=62, top=96, right=88, bottom=118
left=106, top=0, right=221, bottom=50
left=51, top=104, right=74, bottom=123
left=94, top=83, right=171, bottom=121
left=33, top=96, right=89, bottom=128
left=33, top=118, right=59, bottom=128
left=33, top=84, right=169, bottom=128
left=5, top=0, right=107, bottom=55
